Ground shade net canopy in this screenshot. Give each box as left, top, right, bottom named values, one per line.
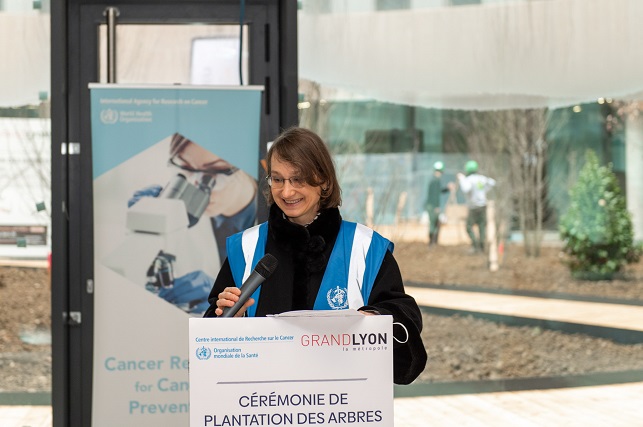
left=3, top=0, right=643, bottom=111
left=298, top=0, right=643, bottom=110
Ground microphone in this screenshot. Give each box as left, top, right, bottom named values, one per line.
left=220, top=254, right=278, bottom=318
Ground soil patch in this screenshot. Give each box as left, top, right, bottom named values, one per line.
left=396, top=243, right=643, bottom=301
left=0, top=266, right=51, bottom=393
left=1, top=242, right=642, bottom=392
left=395, top=242, right=643, bottom=384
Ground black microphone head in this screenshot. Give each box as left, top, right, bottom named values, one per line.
left=254, top=253, right=278, bottom=279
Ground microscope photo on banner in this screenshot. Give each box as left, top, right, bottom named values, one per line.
left=89, top=84, right=263, bottom=427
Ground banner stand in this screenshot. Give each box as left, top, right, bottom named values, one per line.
left=90, top=84, right=262, bottom=426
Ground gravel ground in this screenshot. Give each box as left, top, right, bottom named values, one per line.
left=399, top=242, right=643, bottom=384
left=418, top=313, right=643, bottom=383
left=0, top=351, right=51, bottom=392
left=1, top=242, right=642, bottom=392
left=396, top=243, right=643, bottom=301
left=0, top=266, right=51, bottom=393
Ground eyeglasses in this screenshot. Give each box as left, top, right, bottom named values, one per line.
left=168, top=156, right=237, bottom=176
left=266, top=176, right=306, bottom=189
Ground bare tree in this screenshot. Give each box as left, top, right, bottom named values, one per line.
left=451, top=108, right=555, bottom=257
left=506, top=110, right=549, bottom=257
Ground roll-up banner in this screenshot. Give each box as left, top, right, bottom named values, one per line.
left=89, top=84, right=263, bottom=426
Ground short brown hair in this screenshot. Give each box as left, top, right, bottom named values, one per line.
left=263, top=127, right=342, bottom=209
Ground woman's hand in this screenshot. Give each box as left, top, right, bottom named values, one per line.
left=214, top=286, right=255, bottom=317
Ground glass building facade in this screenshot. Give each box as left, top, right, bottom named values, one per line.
left=297, top=0, right=643, bottom=390
left=1, top=0, right=642, bottom=413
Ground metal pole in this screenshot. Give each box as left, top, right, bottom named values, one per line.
left=103, top=7, right=119, bottom=83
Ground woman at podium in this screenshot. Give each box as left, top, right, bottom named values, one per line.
left=204, top=127, right=427, bottom=385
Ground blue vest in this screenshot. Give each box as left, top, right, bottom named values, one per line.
left=226, top=220, right=393, bottom=317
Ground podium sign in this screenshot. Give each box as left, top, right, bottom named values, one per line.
left=189, top=313, right=393, bottom=426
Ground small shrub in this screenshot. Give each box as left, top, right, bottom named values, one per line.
left=559, top=150, right=641, bottom=280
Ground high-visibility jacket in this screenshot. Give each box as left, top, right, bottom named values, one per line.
left=226, top=220, right=393, bottom=317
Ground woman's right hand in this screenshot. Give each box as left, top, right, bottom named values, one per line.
left=214, top=286, right=255, bottom=317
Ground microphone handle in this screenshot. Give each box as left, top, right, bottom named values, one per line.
left=219, top=272, right=266, bottom=318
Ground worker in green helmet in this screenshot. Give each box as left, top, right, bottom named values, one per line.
left=457, top=160, right=496, bottom=253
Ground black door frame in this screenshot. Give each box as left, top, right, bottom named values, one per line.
left=50, top=1, right=297, bottom=425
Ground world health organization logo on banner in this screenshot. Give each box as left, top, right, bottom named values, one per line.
left=196, top=346, right=211, bottom=361
left=327, top=286, right=348, bottom=310
left=100, top=108, right=119, bottom=124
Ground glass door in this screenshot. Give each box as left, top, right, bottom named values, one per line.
left=51, top=2, right=291, bottom=425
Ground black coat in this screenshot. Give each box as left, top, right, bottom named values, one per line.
left=204, top=204, right=427, bottom=385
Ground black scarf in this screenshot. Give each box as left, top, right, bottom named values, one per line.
left=267, top=204, right=342, bottom=309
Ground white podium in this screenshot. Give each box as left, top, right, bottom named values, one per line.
left=189, top=311, right=394, bottom=426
